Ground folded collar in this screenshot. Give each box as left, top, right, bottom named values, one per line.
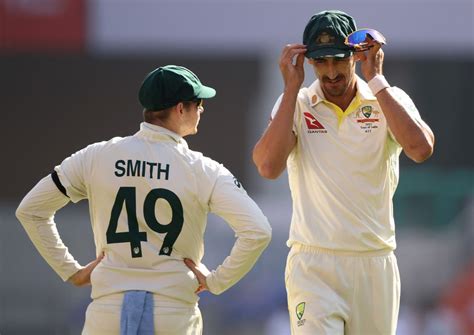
left=135, top=122, right=188, bottom=147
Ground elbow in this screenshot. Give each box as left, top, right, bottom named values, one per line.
left=407, top=128, right=435, bottom=163
left=255, top=162, right=283, bottom=180
left=251, top=221, right=272, bottom=248
left=407, top=142, right=434, bottom=163
left=262, top=225, right=272, bottom=245
left=15, top=202, right=27, bottom=222
left=15, top=203, right=30, bottom=227
left=259, top=222, right=273, bottom=247
left=16, top=196, right=36, bottom=225
left=252, top=148, right=283, bottom=180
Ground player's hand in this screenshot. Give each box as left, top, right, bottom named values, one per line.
left=67, top=252, right=104, bottom=287
left=279, top=44, right=307, bottom=90
left=184, top=258, right=210, bottom=294
left=356, top=39, right=384, bottom=82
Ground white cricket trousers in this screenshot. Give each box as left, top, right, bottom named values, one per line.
left=285, top=243, right=400, bottom=335
left=82, top=293, right=203, bottom=335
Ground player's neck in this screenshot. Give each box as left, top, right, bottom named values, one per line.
left=149, top=119, right=182, bottom=137
left=324, top=79, right=357, bottom=111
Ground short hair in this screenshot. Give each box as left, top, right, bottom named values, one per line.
left=143, top=101, right=196, bottom=123
left=143, top=107, right=173, bottom=123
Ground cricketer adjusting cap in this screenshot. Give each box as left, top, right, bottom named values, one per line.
left=303, top=10, right=357, bottom=59
left=139, top=65, right=216, bottom=111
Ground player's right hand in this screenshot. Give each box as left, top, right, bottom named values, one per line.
left=67, top=252, right=104, bottom=287
left=279, top=44, right=307, bottom=90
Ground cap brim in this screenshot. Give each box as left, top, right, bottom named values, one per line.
left=305, top=48, right=352, bottom=59
left=196, top=85, right=216, bottom=99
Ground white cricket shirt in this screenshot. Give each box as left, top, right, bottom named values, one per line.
left=17, top=122, right=271, bottom=306
left=272, top=76, right=421, bottom=251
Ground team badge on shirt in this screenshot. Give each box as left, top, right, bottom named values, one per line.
left=353, top=105, right=380, bottom=133
left=296, top=302, right=306, bottom=327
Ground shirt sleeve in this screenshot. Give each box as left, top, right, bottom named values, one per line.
left=54, top=142, right=104, bottom=203
left=15, top=175, right=83, bottom=281
left=204, top=166, right=272, bottom=295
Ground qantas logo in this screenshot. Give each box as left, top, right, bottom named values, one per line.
left=304, top=112, right=327, bottom=133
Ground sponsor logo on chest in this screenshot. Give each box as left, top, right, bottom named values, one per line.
left=304, top=112, right=327, bottom=133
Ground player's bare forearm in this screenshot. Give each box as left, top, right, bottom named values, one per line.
left=376, top=89, right=434, bottom=162
left=253, top=43, right=305, bottom=179
left=253, top=93, right=297, bottom=179
left=357, top=40, right=434, bottom=162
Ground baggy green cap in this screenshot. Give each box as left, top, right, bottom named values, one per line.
left=138, top=65, right=216, bottom=111
left=303, top=10, right=357, bottom=59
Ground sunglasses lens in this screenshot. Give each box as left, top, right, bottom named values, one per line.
left=346, top=29, right=386, bottom=47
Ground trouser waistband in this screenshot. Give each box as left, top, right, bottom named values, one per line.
left=292, top=243, right=393, bottom=257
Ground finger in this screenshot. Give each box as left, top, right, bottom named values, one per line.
left=295, top=53, right=305, bottom=68
left=195, top=284, right=206, bottom=294
left=357, top=51, right=367, bottom=61
left=90, top=253, right=104, bottom=267
left=184, top=259, right=200, bottom=276
left=281, top=44, right=307, bottom=62
left=89, top=257, right=103, bottom=271
left=371, top=42, right=382, bottom=54
left=366, top=40, right=381, bottom=54
left=283, top=43, right=306, bottom=51
left=184, top=258, right=196, bottom=269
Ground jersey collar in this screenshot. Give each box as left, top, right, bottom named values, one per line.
left=136, top=122, right=188, bottom=147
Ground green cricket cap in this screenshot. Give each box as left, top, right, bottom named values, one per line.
left=303, top=10, right=357, bottom=59
left=139, top=65, right=216, bottom=111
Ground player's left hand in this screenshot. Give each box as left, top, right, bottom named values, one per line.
left=67, top=252, right=104, bottom=287
left=356, top=39, right=384, bottom=82
left=184, top=258, right=210, bottom=294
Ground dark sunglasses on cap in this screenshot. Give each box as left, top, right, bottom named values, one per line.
left=344, top=29, right=387, bottom=51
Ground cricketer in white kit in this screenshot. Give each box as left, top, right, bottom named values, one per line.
left=16, top=65, right=272, bottom=335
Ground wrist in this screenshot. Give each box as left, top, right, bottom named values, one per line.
left=368, top=75, right=390, bottom=95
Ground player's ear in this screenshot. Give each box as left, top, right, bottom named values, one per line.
left=308, top=58, right=315, bottom=66
left=176, top=102, right=185, bottom=115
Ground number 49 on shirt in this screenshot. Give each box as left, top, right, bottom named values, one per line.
left=106, top=187, right=184, bottom=258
